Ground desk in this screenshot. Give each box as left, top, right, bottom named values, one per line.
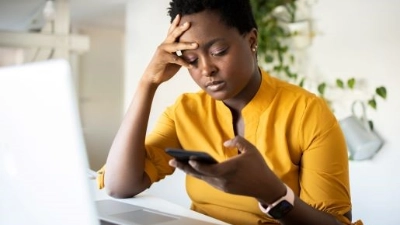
left=90, top=180, right=228, bottom=225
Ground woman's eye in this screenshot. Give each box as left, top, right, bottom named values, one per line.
left=187, top=58, right=198, bottom=64
left=211, top=48, right=227, bottom=57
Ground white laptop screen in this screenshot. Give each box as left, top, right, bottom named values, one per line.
left=0, top=60, right=99, bottom=225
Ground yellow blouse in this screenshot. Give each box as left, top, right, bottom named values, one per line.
left=99, top=71, right=357, bottom=225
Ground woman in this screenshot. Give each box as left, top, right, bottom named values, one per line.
left=98, top=0, right=362, bottom=224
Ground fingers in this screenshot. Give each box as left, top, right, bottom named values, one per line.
left=169, top=159, right=203, bottom=178
left=162, top=42, right=198, bottom=55
left=167, top=14, right=180, bottom=35
left=161, top=14, right=198, bottom=68
left=223, top=135, right=255, bottom=154
left=165, top=15, right=190, bottom=43
left=169, top=158, right=216, bottom=179
left=158, top=41, right=197, bottom=69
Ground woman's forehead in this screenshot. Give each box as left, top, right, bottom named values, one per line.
left=178, top=11, right=238, bottom=43
left=179, top=10, right=222, bottom=29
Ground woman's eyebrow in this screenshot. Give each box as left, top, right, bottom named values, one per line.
left=182, top=37, right=226, bottom=55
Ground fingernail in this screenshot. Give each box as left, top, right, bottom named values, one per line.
left=169, top=159, right=177, bottom=167
left=182, top=22, right=189, bottom=27
left=188, top=160, right=196, bottom=167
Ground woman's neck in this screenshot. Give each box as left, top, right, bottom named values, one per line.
left=223, top=68, right=262, bottom=114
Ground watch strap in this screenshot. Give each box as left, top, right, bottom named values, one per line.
left=258, top=184, right=295, bottom=219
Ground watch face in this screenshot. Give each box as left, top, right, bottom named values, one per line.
left=268, top=200, right=294, bottom=219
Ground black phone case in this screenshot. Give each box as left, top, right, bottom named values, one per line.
left=165, top=148, right=217, bottom=164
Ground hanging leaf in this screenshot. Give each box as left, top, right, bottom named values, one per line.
left=265, top=54, right=274, bottom=63
left=298, top=77, right=305, bottom=87
left=318, top=82, right=326, bottom=96
left=368, top=98, right=377, bottom=110
left=277, top=50, right=283, bottom=63
left=376, top=86, right=387, bottom=99
left=273, top=65, right=282, bottom=72
left=347, top=78, right=355, bottom=89
left=289, top=55, right=295, bottom=64
left=336, top=79, right=344, bottom=89
left=281, top=45, right=288, bottom=53
left=283, top=66, right=295, bottom=79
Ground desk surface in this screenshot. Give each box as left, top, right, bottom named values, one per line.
left=91, top=180, right=228, bottom=225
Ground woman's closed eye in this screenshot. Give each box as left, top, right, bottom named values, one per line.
left=210, top=48, right=228, bottom=57
left=182, top=47, right=228, bottom=65
left=185, top=57, right=198, bottom=65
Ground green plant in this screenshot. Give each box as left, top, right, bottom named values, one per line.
left=317, top=77, right=387, bottom=113
left=250, top=0, right=388, bottom=114
left=250, top=0, right=299, bottom=81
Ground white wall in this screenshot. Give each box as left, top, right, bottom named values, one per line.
left=310, top=1, right=400, bottom=224
left=78, top=26, right=125, bottom=171
left=126, top=0, right=400, bottom=223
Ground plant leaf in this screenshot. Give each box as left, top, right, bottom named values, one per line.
left=318, top=82, right=326, bottom=96
left=368, top=98, right=377, bottom=110
left=265, top=54, right=274, bottom=63
left=273, top=65, right=282, bottom=72
left=298, top=77, right=305, bottom=87
left=376, top=86, right=387, bottom=99
left=347, top=78, right=355, bottom=89
left=336, top=79, right=344, bottom=89
left=289, top=55, right=295, bottom=64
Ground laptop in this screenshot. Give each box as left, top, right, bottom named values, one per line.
left=0, top=60, right=220, bottom=225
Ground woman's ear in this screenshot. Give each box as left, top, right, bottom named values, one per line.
left=248, top=28, right=258, bottom=51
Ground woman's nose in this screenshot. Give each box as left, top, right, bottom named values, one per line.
left=200, top=57, right=217, bottom=77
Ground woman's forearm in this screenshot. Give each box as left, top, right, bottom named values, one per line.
left=279, top=197, right=345, bottom=225
left=104, top=77, right=159, bottom=198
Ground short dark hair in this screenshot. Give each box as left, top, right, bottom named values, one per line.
left=167, top=0, right=257, bottom=35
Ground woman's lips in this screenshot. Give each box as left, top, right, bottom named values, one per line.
left=205, top=80, right=225, bottom=91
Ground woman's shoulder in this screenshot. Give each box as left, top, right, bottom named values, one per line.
left=171, top=90, right=214, bottom=110
left=261, top=72, right=322, bottom=108
left=271, top=76, right=316, bottom=99
left=261, top=69, right=316, bottom=99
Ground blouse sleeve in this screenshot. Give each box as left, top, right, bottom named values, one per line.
left=141, top=105, right=182, bottom=183
left=299, top=97, right=352, bottom=224
left=96, top=104, right=182, bottom=189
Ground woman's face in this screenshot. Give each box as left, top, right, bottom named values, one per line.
left=178, top=10, right=259, bottom=102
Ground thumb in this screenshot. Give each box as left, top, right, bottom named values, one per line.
left=223, top=135, right=254, bottom=154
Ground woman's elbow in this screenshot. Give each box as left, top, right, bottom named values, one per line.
left=103, top=172, right=151, bottom=198
left=106, top=188, right=135, bottom=199
left=104, top=178, right=150, bottom=199
left=104, top=185, right=142, bottom=199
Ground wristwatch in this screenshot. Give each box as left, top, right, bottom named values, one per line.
left=258, top=184, right=295, bottom=219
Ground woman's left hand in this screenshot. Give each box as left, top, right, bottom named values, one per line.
left=169, top=136, right=285, bottom=203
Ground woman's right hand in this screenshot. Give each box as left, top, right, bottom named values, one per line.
left=143, top=14, right=198, bottom=85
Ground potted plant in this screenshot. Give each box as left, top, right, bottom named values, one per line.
left=250, top=0, right=387, bottom=120
left=250, top=0, right=313, bottom=83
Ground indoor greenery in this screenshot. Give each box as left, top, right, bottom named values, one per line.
left=250, top=0, right=299, bottom=81
left=250, top=0, right=387, bottom=117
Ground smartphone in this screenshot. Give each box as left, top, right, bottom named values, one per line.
left=165, top=148, right=218, bottom=164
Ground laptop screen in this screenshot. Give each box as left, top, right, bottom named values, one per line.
left=0, top=60, right=99, bottom=225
